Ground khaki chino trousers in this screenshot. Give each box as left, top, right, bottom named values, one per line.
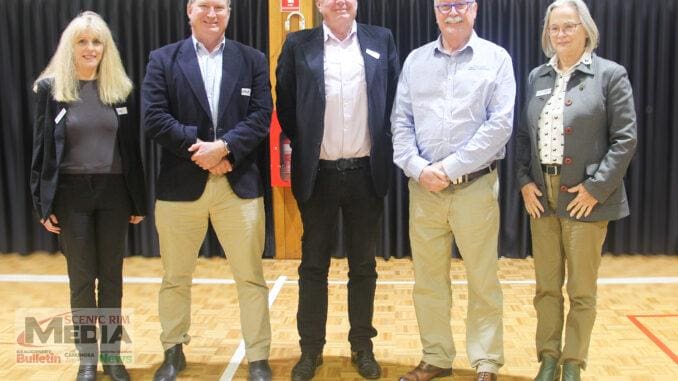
left=531, top=173, right=608, bottom=368
left=408, top=170, right=504, bottom=374
left=155, top=174, right=271, bottom=361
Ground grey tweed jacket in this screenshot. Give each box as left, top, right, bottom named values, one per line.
left=515, top=53, right=637, bottom=222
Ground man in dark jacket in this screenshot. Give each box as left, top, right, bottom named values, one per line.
left=142, top=1, right=272, bottom=380
left=275, top=0, right=399, bottom=379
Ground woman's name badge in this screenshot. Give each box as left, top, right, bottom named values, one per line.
left=54, top=108, right=66, bottom=124
left=536, top=89, right=552, bottom=97
left=116, top=107, right=128, bottom=115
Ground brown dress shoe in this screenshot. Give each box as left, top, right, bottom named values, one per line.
left=476, top=371, right=497, bottom=381
left=399, top=361, right=453, bottom=381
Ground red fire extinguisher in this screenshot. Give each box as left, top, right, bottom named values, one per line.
left=280, top=134, right=292, bottom=181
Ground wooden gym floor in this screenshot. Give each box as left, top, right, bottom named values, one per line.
left=0, top=253, right=676, bottom=380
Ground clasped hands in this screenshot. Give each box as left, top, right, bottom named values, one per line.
left=188, top=139, right=232, bottom=175
left=520, top=182, right=598, bottom=219
left=419, top=162, right=450, bottom=192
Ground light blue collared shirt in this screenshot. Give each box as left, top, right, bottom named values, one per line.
left=391, top=32, right=516, bottom=181
left=192, top=35, right=225, bottom=137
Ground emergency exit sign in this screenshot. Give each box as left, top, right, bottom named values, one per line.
left=281, top=0, right=300, bottom=12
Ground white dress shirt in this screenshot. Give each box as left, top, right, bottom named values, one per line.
left=538, top=52, right=592, bottom=164
left=321, top=22, right=370, bottom=160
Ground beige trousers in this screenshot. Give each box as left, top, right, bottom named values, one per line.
left=531, top=173, right=608, bottom=369
left=408, top=171, right=504, bottom=374
left=155, top=175, right=271, bottom=361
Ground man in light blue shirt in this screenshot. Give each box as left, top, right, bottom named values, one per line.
left=391, top=1, right=515, bottom=381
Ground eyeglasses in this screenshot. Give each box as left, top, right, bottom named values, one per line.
left=435, top=1, right=476, bottom=15
left=548, top=23, right=582, bottom=36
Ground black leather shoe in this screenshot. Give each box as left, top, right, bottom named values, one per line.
left=76, top=364, right=97, bottom=381
left=248, top=359, right=272, bottom=381
left=153, top=344, right=186, bottom=381
left=351, top=351, right=381, bottom=379
left=291, top=352, right=323, bottom=381
left=104, top=364, right=130, bottom=381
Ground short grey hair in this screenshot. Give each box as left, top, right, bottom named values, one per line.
left=541, top=0, right=599, bottom=58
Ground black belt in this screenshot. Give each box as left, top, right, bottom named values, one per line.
left=541, top=164, right=562, bottom=175
left=318, top=157, right=370, bottom=171
left=451, top=161, right=497, bottom=185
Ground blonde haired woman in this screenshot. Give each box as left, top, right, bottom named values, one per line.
left=30, top=11, right=146, bottom=381
left=515, top=0, right=636, bottom=380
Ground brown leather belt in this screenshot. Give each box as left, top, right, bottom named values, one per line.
left=451, top=161, right=497, bottom=185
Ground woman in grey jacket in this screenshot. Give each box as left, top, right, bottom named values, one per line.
left=515, top=1, right=637, bottom=380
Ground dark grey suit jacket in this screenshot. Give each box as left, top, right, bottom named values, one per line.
left=275, top=24, right=399, bottom=203
left=515, top=54, right=637, bottom=221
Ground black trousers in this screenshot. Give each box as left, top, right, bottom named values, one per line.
left=54, top=174, right=132, bottom=363
left=296, top=163, right=382, bottom=354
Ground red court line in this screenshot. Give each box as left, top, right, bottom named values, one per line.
left=627, top=314, right=678, bottom=364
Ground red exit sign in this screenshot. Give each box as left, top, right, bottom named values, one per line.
left=281, top=0, right=300, bottom=12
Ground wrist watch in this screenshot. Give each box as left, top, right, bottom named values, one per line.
left=220, top=139, right=229, bottom=156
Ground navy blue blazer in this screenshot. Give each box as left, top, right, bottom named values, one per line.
left=30, top=79, right=147, bottom=220
left=142, top=37, right=272, bottom=201
left=275, top=24, right=399, bottom=203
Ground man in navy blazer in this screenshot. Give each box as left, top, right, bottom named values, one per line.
left=141, top=1, right=272, bottom=380
left=276, top=0, right=399, bottom=379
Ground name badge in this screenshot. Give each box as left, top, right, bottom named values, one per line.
left=54, top=108, right=67, bottom=124
left=365, top=49, right=381, bottom=60
left=241, top=88, right=251, bottom=97
left=536, top=88, right=552, bottom=97
left=116, top=107, right=128, bottom=115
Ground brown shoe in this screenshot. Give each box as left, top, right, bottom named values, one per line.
left=398, top=361, right=453, bottom=381
left=476, top=371, right=497, bottom=381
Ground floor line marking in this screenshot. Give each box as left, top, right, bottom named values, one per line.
left=627, top=314, right=678, bottom=364
left=1, top=274, right=677, bottom=286
left=219, top=275, right=286, bottom=381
